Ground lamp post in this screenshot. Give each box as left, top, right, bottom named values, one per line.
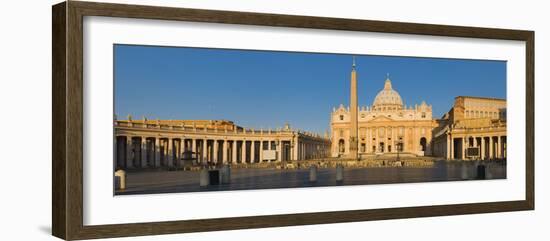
left=397, top=136, right=403, bottom=162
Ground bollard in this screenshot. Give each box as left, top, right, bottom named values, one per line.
left=476, top=164, right=486, bottom=180
left=221, top=164, right=231, bottom=184
left=485, top=163, right=493, bottom=179
left=461, top=162, right=469, bottom=180
left=309, top=165, right=317, bottom=183
left=200, top=168, right=209, bottom=187
left=114, top=169, right=126, bottom=190
left=336, top=164, right=344, bottom=182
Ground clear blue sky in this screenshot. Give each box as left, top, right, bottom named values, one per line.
left=114, top=44, right=506, bottom=134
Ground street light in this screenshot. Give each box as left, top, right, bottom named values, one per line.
left=397, top=136, right=403, bottom=161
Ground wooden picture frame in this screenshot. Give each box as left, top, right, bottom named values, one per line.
left=52, top=1, right=534, bottom=240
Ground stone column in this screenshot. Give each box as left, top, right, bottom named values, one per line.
left=414, top=128, right=419, bottom=154
left=259, top=140, right=264, bottom=162
left=480, top=136, right=485, bottom=160
left=304, top=143, right=310, bottom=160
left=365, top=128, right=369, bottom=154
left=176, top=138, right=184, bottom=161
left=291, top=139, right=296, bottom=161
left=296, top=142, right=300, bottom=161
left=154, top=138, right=160, bottom=167
left=302, top=143, right=306, bottom=160
left=496, top=136, right=501, bottom=159
left=222, top=140, right=228, bottom=163
left=425, top=135, right=434, bottom=156
left=126, top=136, right=133, bottom=168
left=242, top=140, right=247, bottom=163
left=304, top=143, right=307, bottom=160
left=250, top=141, right=255, bottom=163
left=141, top=137, right=147, bottom=168
left=461, top=137, right=466, bottom=160
left=173, top=139, right=178, bottom=167
left=448, top=137, right=453, bottom=159
left=213, top=139, right=219, bottom=164
left=178, top=139, right=183, bottom=165
left=276, top=140, right=282, bottom=162
left=167, top=138, right=173, bottom=167
left=391, top=127, right=396, bottom=153
left=192, top=138, right=196, bottom=154
left=298, top=141, right=304, bottom=160
left=446, top=134, right=451, bottom=160
left=203, top=139, right=208, bottom=164
left=503, top=136, right=507, bottom=158
left=302, top=142, right=305, bottom=160
left=232, top=140, right=237, bottom=163
left=489, top=136, right=495, bottom=159
left=306, top=142, right=309, bottom=159
left=306, top=143, right=309, bottom=159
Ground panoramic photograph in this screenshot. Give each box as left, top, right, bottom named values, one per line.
left=113, top=44, right=507, bottom=195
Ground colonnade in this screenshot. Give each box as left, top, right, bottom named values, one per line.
left=296, top=140, right=329, bottom=160
left=444, top=134, right=507, bottom=160
left=115, top=134, right=331, bottom=169
left=115, top=136, right=286, bottom=169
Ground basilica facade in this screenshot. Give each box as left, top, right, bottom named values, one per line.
left=330, top=61, right=437, bottom=158
left=330, top=60, right=507, bottom=160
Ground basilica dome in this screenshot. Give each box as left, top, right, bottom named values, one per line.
left=372, top=77, right=403, bottom=110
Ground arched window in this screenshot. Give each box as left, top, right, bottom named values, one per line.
left=339, top=115, right=344, bottom=121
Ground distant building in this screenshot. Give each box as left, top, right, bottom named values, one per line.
left=114, top=118, right=330, bottom=169
left=432, top=96, right=507, bottom=160
left=330, top=60, right=436, bottom=158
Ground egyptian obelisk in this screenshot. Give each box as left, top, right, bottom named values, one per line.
left=349, top=57, right=359, bottom=160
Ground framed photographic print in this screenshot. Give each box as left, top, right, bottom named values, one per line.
left=52, top=1, right=534, bottom=240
